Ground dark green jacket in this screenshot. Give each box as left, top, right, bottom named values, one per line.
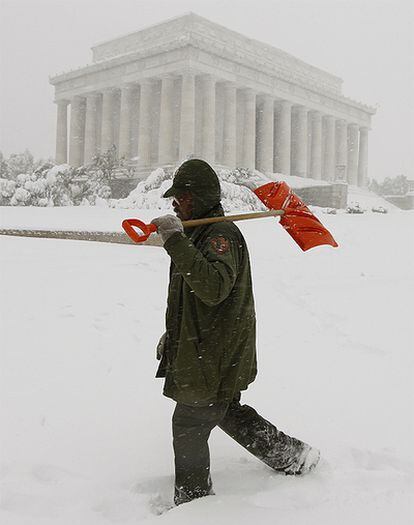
left=156, top=209, right=257, bottom=406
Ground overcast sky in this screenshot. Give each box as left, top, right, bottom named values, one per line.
left=0, top=0, right=413, bottom=182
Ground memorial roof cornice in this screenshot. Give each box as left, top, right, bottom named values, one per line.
left=90, top=13, right=341, bottom=85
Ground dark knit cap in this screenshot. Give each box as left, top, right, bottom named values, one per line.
left=163, top=159, right=221, bottom=218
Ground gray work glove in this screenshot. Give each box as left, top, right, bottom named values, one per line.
left=156, top=332, right=167, bottom=361
left=151, top=214, right=183, bottom=244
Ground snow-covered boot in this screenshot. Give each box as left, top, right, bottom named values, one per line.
left=283, top=444, right=320, bottom=475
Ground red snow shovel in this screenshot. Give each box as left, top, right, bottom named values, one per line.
left=254, top=181, right=338, bottom=251
left=122, top=182, right=338, bottom=251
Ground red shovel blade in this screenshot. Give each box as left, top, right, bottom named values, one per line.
left=254, top=182, right=338, bottom=251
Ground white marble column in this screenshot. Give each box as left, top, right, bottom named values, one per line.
left=201, top=75, right=216, bottom=163
left=129, top=87, right=140, bottom=161
left=55, top=99, right=69, bottom=164
left=292, top=106, right=308, bottom=177
left=243, top=89, right=256, bottom=170
left=274, top=101, right=292, bottom=175
left=112, top=91, right=121, bottom=156
left=307, top=116, right=312, bottom=177
left=118, top=85, right=136, bottom=160
left=335, top=119, right=348, bottom=181
left=69, top=96, right=86, bottom=167
left=179, top=73, right=195, bottom=161
left=358, top=127, right=369, bottom=187
left=101, top=90, right=115, bottom=153
left=310, top=111, right=322, bottom=180
left=138, top=79, right=153, bottom=167
left=323, top=115, right=335, bottom=181
left=158, top=75, right=175, bottom=165
left=347, top=123, right=359, bottom=185
left=84, top=93, right=100, bottom=164
left=256, top=95, right=274, bottom=173
left=222, top=81, right=237, bottom=168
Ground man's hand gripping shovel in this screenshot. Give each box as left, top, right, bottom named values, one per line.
left=122, top=182, right=338, bottom=251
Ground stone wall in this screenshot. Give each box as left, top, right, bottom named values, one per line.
left=295, top=182, right=348, bottom=209
left=384, top=194, right=414, bottom=210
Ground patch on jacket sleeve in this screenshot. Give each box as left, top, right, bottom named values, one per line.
left=210, top=236, right=230, bottom=255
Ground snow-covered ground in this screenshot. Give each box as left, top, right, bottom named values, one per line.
left=1, top=204, right=413, bottom=524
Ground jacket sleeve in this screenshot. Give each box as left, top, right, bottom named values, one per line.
left=163, top=230, right=239, bottom=306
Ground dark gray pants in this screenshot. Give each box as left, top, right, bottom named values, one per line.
left=172, top=393, right=305, bottom=505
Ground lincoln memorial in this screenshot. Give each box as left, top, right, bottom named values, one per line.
left=49, top=13, right=376, bottom=186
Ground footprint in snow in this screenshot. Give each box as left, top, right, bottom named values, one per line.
left=31, top=464, right=87, bottom=485
left=149, top=494, right=174, bottom=515
left=93, top=313, right=111, bottom=332
left=350, top=448, right=414, bottom=477
left=59, top=304, right=75, bottom=318
left=133, top=475, right=174, bottom=515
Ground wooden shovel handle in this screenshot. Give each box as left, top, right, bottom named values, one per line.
left=182, top=209, right=284, bottom=228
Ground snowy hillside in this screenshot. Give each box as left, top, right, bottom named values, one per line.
left=1, top=206, right=413, bottom=524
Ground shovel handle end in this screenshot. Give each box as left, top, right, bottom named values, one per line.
left=122, top=219, right=157, bottom=243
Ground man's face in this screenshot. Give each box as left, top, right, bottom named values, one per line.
left=172, top=192, right=193, bottom=221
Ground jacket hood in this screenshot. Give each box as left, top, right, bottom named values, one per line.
left=163, top=159, right=221, bottom=219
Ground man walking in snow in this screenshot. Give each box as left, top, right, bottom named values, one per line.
left=151, top=159, right=320, bottom=506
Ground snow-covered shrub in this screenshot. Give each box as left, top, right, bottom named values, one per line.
left=0, top=152, right=10, bottom=179
left=0, top=147, right=124, bottom=207
left=0, top=179, right=16, bottom=205
left=6, top=150, right=34, bottom=179
left=113, top=168, right=174, bottom=210
left=97, top=185, right=111, bottom=199
left=70, top=184, right=82, bottom=198
left=31, top=179, right=48, bottom=196
left=218, top=167, right=269, bottom=191
left=16, top=173, right=31, bottom=187
left=11, top=187, right=31, bottom=206
left=24, top=180, right=35, bottom=192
